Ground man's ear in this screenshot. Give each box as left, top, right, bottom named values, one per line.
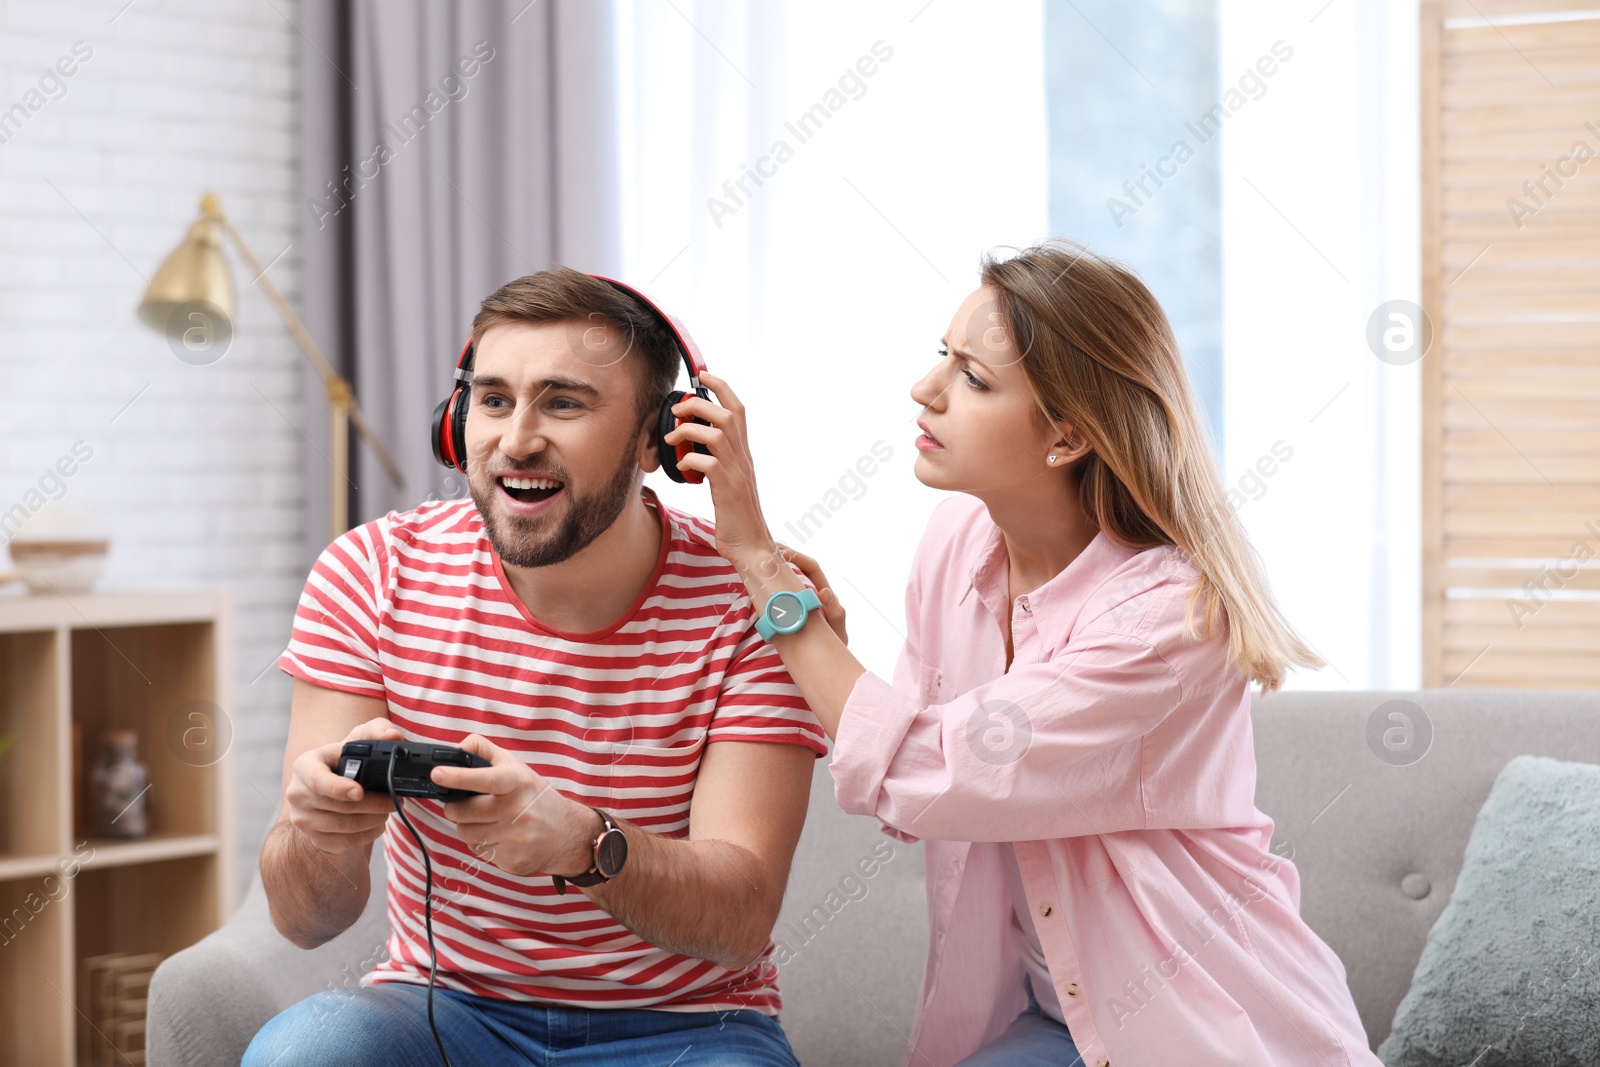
left=636, top=409, right=662, bottom=473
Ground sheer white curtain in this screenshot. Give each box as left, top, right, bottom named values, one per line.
left=615, top=0, right=1049, bottom=678
left=1220, top=0, right=1422, bottom=689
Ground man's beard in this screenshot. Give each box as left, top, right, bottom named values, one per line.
left=470, top=449, right=640, bottom=569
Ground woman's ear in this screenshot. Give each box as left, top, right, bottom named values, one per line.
left=1046, top=424, right=1092, bottom=466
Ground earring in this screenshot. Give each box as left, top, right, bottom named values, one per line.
left=1048, top=455, right=1057, bottom=464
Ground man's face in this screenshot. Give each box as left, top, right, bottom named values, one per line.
left=463, top=320, right=654, bottom=568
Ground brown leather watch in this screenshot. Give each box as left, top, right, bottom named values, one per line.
left=552, top=807, right=628, bottom=895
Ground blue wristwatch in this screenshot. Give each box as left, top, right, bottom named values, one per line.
left=755, top=587, right=822, bottom=640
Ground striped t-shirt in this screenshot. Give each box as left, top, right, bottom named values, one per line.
left=277, top=485, right=828, bottom=1015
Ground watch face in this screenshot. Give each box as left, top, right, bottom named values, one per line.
left=596, top=828, right=628, bottom=877
left=768, top=591, right=805, bottom=633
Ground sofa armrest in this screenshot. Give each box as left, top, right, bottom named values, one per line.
left=146, top=847, right=390, bottom=1067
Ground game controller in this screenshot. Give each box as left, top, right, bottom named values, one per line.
left=337, top=739, right=489, bottom=802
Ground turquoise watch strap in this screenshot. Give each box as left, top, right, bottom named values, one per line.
left=755, top=587, right=822, bottom=640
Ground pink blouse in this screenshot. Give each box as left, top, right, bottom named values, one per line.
left=829, top=495, right=1382, bottom=1067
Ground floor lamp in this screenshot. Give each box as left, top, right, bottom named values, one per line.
left=137, top=193, right=405, bottom=539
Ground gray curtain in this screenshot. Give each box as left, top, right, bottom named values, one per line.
left=295, top=0, right=621, bottom=565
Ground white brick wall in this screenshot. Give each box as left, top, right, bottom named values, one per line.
left=0, top=0, right=305, bottom=900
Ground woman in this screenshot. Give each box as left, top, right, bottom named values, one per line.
left=664, top=239, right=1383, bottom=1067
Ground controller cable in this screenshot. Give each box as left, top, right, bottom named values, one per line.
left=387, top=748, right=455, bottom=1067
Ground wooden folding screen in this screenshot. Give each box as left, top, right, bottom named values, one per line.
left=1421, top=0, right=1600, bottom=686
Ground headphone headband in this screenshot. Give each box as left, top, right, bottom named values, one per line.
left=445, top=275, right=703, bottom=386
left=587, top=273, right=708, bottom=382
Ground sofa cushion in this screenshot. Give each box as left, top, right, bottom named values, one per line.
left=1377, top=755, right=1600, bottom=1066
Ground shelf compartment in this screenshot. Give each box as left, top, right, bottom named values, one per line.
left=73, top=854, right=220, bottom=1062
left=0, top=871, right=74, bottom=1066
left=71, top=622, right=219, bottom=841
left=0, top=629, right=64, bottom=859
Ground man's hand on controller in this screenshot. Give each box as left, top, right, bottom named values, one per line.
left=285, top=716, right=403, bottom=855
left=432, top=733, right=601, bottom=880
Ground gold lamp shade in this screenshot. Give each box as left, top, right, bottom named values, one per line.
left=137, top=193, right=235, bottom=336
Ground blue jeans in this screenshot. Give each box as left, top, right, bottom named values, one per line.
left=240, top=980, right=801, bottom=1067
left=951, top=974, right=1084, bottom=1066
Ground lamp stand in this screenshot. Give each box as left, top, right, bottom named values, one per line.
left=202, top=196, right=405, bottom=540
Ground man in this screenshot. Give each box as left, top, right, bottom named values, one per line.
left=243, top=268, right=827, bottom=1066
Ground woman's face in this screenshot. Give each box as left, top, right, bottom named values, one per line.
left=911, top=285, right=1071, bottom=498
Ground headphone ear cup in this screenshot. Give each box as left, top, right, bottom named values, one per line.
left=657, top=389, right=696, bottom=484
left=431, top=388, right=469, bottom=473
left=431, top=394, right=455, bottom=469
left=663, top=386, right=713, bottom=485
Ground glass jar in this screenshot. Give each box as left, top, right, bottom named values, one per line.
left=93, top=730, right=148, bottom=839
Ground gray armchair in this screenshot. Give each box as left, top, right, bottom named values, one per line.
left=148, top=688, right=1600, bottom=1065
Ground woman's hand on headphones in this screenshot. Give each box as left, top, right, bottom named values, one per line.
left=665, top=371, right=778, bottom=570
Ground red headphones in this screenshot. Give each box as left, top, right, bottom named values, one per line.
left=430, top=274, right=711, bottom=484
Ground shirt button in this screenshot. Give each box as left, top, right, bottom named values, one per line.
left=1098, top=1060, right=1110, bottom=1067
left=1039, top=903, right=1052, bottom=917
left=1017, top=596, right=1031, bottom=615
left=1065, top=982, right=1079, bottom=996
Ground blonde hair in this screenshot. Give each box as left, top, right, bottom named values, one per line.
left=980, top=238, right=1323, bottom=693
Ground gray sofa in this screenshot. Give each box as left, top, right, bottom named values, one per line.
left=147, top=688, right=1600, bottom=1066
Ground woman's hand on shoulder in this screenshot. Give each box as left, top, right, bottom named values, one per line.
left=775, top=543, right=849, bottom=646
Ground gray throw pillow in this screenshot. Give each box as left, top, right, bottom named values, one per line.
left=1378, top=754, right=1600, bottom=1066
